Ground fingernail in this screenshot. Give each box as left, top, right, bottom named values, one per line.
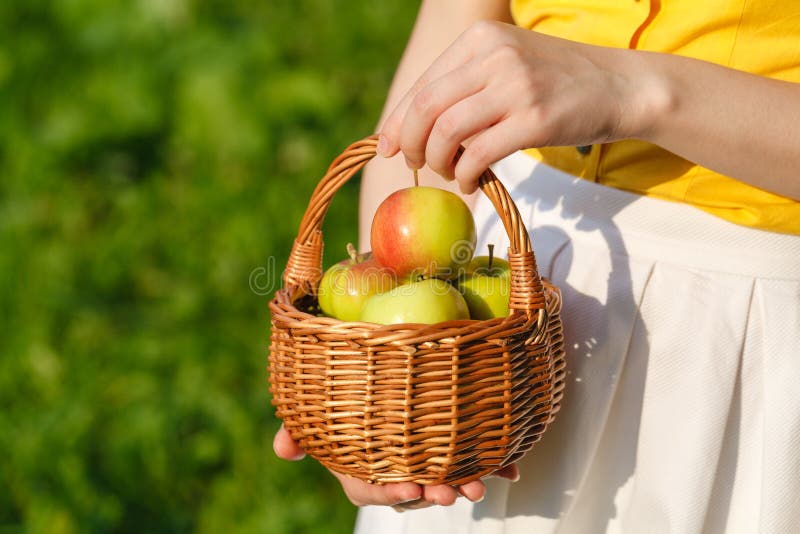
left=398, top=487, right=422, bottom=503
left=459, top=490, right=485, bottom=503
left=377, top=135, right=389, bottom=157
left=404, top=155, right=421, bottom=171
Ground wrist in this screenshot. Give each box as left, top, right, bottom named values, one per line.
left=613, top=49, right=678, bottom=142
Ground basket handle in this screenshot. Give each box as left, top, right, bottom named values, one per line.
left=282, top=135, right=546, bottom=316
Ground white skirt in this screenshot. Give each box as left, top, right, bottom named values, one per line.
left=355, top=152, right=800, bottom=534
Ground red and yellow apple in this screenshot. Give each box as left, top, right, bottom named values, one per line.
left=370, top=186, right=476, bottom=279
left=317, top=246, right=397, bottom=321
left=359, top=278, right=470, bottom=325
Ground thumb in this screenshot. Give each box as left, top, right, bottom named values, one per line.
left=273, top=424, right=306, bottom=461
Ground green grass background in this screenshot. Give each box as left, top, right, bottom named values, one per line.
left=0, top=1, right=419, bottom=532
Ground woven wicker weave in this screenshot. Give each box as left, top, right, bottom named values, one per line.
left=269, top=135, right=566, bottom=486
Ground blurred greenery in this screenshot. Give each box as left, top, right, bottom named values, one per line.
left=0, top=1, right=419, bottom=532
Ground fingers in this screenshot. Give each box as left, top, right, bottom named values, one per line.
left=276, top=420, right=510, bottom=508
left=423, top=88, right=505, bottom=181
left=421, top=484, right=460, bottom=506
left=378, top=22, right=525, bottom=187
left=457, top=479, right=487, bottom=502
left=452, top=116, right=526, bottom=194
left=383, top=63, right=512, bottom=190
left=330, top=470, right=488, bottom=509
left=396, top=65, right=488, bottom=171
left=274, top=428, right=426, bottom=507
left=272, top=424, right=306, bottom=461
left=330, top=470, right=423, bottom=507
left=379, top=24, right=490, bottom=159
left=392, top=479, right=487, bottom=512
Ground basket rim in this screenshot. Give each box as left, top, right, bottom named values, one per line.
left=269, top=278, right=561, bottom=348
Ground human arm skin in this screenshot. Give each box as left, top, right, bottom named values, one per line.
left=640, top=51, right=800, bottom=200
left=357, top=0, right=514, bottom=252
left=273, top=424, right=519, bottom=508
left=377, top=21, right=800, bottom=199
left=275, top=0, right=519, bottom=510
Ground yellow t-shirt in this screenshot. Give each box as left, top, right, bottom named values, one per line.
left=511, top=0, right=800, bottom=234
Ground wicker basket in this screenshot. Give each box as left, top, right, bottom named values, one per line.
left=269, top=135, right=566, bottom=486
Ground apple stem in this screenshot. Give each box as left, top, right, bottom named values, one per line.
left=413, top=169, right=419, bottom=187
left=488, top=244, right=494, bottom=271
left=346, top=242, right=358, bottom=261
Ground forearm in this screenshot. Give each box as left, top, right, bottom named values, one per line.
left=624, top=50, right=800, bottom=200
left=358, top=0, right=511, bottom=251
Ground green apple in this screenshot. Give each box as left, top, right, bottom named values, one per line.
left=457, top=246, right=511, bottom=320
left=359, top=278, right=470, bottom=325
left=317, top=245, right=397, bottom=321
left=370, top=186, right=476, bottom=279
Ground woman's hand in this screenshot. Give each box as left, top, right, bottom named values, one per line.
left=377, top=20, right=651, bottom=194
left=273, top=424, right=519, bottom=509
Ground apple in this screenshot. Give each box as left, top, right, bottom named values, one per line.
left=317, top=244, right=397, bottom=321
left=370, top=186, right=476, bottom=279
left=359, top=278, right=470, bottom=325
left=457, top=245, right=511, bottom=320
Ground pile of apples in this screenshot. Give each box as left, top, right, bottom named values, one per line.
left=317, top=185, right=511, bottom=325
